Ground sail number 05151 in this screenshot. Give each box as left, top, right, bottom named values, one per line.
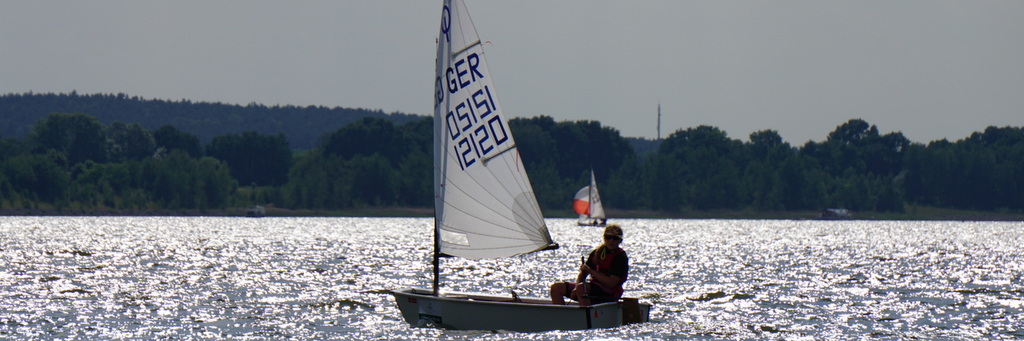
left=446, top=86, right=509, bottom=170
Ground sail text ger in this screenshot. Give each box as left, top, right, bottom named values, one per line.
left=438, top=52, right=511, bottom=171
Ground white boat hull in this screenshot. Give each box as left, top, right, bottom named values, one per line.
left=391, top=288, right=650, bottom=332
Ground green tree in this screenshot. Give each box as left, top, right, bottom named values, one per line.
left=903, top=141, right=952, bottom=207
left=142, top=151, right=236, bottom=209
left=966, top=126, right=1024, bottom=209
left=509, top=116, right=635, bottom=211
left=206, top=131, right=292, bottom=186
left=153, top=125, right=203, bottom=158
left=548, top=120, right=634, bottom=183
left=106, top=122, right=156, bottom=162
left=395, top=118, right=432, bottom=207
left=68, top=161, right=145, bottom=209
left=0, top=137, right=24, bottom=160
left=641, top=153, right=685, bottom=211
left=863, top=132, right=909, bottom=176
left=778, top=154, right=827, bottom=210
left=282, top=153, right=350, bottom=209
left=347, top=154, right=397, bottom=206
left=28, top=113, right=107, bottom=166
left=395, top=150, right=432, bottom=207
left=321, top=117, right=407, bottom=165
left=509, top=116, right=558, bottom=174
left=194, top=156, right=237, bottom=209
left=743, top=159, right=783, bottom=211
left=875, top=177, right=905, bottom=212
left=743, top=130, right=791, bottom=211
left=603, top=155, right=643, bottom=210
left=2, top=152, right=69, bottom=204
left=656, top=126, right=743, bottom=210
left=525, top=160, right=566, bottom=211
left=829, top=172, right=872, bottom=211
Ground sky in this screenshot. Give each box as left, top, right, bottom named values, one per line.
left=2, top=1, right=1022, bottom=144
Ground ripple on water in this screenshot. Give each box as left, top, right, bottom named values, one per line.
left=0, top=217, right=1022, bottom=339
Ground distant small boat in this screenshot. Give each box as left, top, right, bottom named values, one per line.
left=574, top=170, right=606, bottom=226
left=817, top=208, right=851, bottom=220
left=246, top=205, right=265, bottom=217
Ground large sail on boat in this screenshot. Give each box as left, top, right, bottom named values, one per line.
left=573, top=170, right=607, bottom=226
left=427, top=0, right=554, bottom=262
left=390, top=0, right=649, bottom=332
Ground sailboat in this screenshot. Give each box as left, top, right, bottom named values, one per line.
left=390, top=0, right=650, bottom=332
left=573, top=170, right=607, bottom=227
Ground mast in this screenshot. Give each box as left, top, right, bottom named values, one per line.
left=432, top=215, right=440, bottom=296
left=432, top=0, right=452, bottom=297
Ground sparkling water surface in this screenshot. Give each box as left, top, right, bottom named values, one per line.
left=1, top=217, right=1022, bottom=340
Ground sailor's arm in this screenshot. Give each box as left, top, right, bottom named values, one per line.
left=583, top=266, right=621, bottom=289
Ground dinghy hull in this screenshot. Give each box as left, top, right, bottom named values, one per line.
left=391, top=288, right=650, bottom=332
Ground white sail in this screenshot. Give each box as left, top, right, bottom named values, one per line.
left=573, top=170, right=605, bottom=224
left=434, top=0, right=554, bottom=260
left=587, top=170, right=605, bottom=220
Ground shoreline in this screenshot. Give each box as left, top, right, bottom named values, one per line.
left=2, top=205, right=1022, bottom=221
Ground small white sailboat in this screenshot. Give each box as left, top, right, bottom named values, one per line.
left=573, top=170, right=607, bottom=227
left=390, top=0, right=649, bottom=332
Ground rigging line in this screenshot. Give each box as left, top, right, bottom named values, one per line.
left=438, top=213, right=543, bottom=241
left=441, top=169, right=511, bottom=220
left=479, top=146, right=533, bottom=203
left=501, top=149, right=538, bottom=203
left=438, top=172, right=546, bottom=241
left=438, top=197, right=547, bottom=242
left=440, top=171, right=539, bottom=237
left=439, top=207, right=533, bottom=241
left=479, top=130, right=534, bottom=211
left=468, top=123, right=536, bottom=218
left=443, top=148, right=538, bottom=227
left=439, top=201, right=543, bottom=242
left=497, top=189, right=546, bottom=239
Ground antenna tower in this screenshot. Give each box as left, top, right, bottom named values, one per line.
left=657, top=103, right=662, bottom=140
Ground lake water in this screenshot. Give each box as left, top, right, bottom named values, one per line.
left=1, top=216, right=1022, bottom=340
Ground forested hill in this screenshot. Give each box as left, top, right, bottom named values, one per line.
left=0, top=92, right=424, bottom=150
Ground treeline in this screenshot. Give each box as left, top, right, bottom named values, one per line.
left=1, top=112, right=1023, bottom=215
left=510, top=117, right=1022, bottom=214
left=0, top=92, right=423, bottom=150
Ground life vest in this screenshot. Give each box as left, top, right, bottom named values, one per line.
left=588, top=246, right=626, bottom=297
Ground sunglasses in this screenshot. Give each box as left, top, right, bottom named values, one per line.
left=604, top=235, right=622, bottom=241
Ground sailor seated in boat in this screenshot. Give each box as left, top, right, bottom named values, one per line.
left=549, top=224, right=629, bottom=306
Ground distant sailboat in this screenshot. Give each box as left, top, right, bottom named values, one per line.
left=573, top=170, right=607, bottom=226
left=389, top=0, right=649, bottom=332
